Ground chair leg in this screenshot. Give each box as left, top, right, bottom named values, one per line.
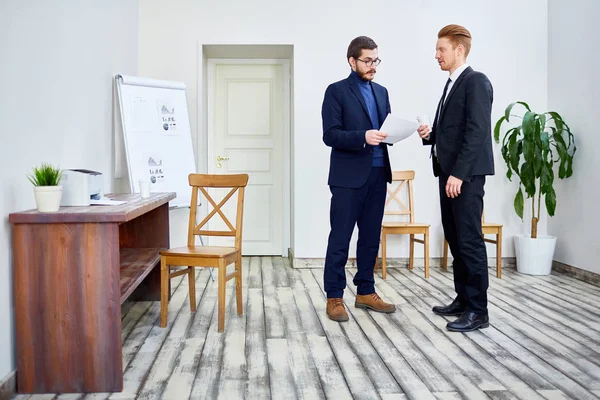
left=375, top=231, right=383, bottom=272
left=424, top=230, right=430, bottom=279
left=409, top=234, right=415, bottom=270
left=382, top=232, right=387, bottom=280
left=188, top=266, right=197, bottom=312
left=218, top=259, right=226, bottom=333
left=496, top=228, right=503, bottom=279
left=442, top=239, right=448, bottom=271
left=160, top=256, right=169, bottom=328
left=235, top=258, right=243, bottom=316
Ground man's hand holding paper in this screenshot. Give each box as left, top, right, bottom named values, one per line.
left=365, top=129, right=388, bottom=145
left=379, top=113, right=419, bottom=144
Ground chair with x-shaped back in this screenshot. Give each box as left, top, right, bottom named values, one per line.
left=375, top=170, right=430, bottom=279
left=159, top=173, right=248, bottom=332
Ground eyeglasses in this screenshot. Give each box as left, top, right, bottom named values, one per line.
left=357, top=58, right=382, bottom=67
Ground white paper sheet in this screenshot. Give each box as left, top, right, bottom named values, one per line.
left=380, top=113, right=419, bottom=144
left=90, top=198, right=127, bottom=206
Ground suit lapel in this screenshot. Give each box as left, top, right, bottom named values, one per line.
left=347, top=77, right=370, bottom=119
left=373, top=84, right=386, bottom=128
left=440, top=66, right=472, bottom=121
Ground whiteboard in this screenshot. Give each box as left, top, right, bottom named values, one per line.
left=115, top=74, right=196, bottom=208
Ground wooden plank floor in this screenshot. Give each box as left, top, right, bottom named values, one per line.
left=14, top=257, right=600, bottom=400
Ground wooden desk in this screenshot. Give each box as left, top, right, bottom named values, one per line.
left=8, top=192, right=176, bottom=394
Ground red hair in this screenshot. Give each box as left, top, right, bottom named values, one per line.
left=438, top=24, right=472, bottom=57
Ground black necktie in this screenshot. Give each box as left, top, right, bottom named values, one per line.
left=431, top=78, right=452, bottom=159
left=434, top=78, right=452, bottom=128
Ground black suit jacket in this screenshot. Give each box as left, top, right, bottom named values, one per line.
left=424, top=67, right=495, bottom=181
left=322, top=74, right=392, bottom=188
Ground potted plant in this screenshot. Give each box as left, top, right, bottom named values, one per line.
left=28, top=163, right=64, bottom=212
left=494, top=102, right=576, bottom=275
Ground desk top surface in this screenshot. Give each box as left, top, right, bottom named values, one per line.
left=9, top=192, right=177, bottom=224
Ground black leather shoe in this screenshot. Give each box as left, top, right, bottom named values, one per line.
left=432, top=299, right=466, bottom=316
left=446, top=311, right=489, bottom=332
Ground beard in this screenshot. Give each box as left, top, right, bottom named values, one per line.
left=357, top=68, right=376, bottom=81
left=438, top=59, right=454, bottom=71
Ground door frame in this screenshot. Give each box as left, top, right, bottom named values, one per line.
left=205, top=58, right=291, bottom=256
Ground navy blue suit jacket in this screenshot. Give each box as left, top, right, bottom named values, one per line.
left=424, top=67, right=495, bottom=180
left=322, top=74, right=392, bottom=188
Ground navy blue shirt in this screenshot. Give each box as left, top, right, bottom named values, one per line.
left=351, top=70, right=384, bottom=167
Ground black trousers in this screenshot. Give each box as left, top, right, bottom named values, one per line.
left=439, top=172, right=489, bottom=314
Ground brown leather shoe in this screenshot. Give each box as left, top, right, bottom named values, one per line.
left=327, top=298, right=349, bottom=322
left=355, top=293, right=396, bottom=313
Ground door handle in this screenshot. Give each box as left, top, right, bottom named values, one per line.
left=216, top=155, right=229, bottom=168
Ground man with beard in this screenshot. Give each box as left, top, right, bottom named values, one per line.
left=321, top=36, right=396, bottom=322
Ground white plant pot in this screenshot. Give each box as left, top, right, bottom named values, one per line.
left=514, top=234, right=557, bottom=275
left=34, top=186, right=63, bottom=212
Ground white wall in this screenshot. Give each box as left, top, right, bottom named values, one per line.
left=0, top=0, right=138, bottom=383
left=547, top=0, right=600, bottom=273
left=138, top=0, right=548, bottom=259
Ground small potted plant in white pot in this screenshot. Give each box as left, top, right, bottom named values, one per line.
left=494, top=102, right=576, bottom=275
left=28, top=163, right=64, bottom=212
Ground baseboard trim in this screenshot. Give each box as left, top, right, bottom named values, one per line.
left=0, top=370, right=16, bottom=400
left=292, top=257, right=516, bottom=269
left=553, top=260, right=600, bottom=286
left=290, top=257, right=598, bottom=285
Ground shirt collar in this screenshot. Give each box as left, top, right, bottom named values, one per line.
left=449, top=63, right=470, bottom=82
left=350, top=69, right=370, bottom=86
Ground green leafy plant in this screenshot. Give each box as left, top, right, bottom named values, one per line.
left=494, top=101, right=576, bottom=238
left=27, top=163, right=63, bottom=187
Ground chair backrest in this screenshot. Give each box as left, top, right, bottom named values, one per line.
left=384, top=170, right=416, bottom=223
left=187, top=174, right=249, bottom=250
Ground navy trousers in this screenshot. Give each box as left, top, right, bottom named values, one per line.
left=324, top=167, right=387, bottom=298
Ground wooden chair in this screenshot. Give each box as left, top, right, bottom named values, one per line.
left=441, top=213, right=503, bottom=278
left=375, top=170, right=430, bottom=279
left=160, top=173, right=249, bottom=332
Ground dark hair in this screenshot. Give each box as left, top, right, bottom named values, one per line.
left=347, top=36, right=378, bottom=60
left=438, top=24, right=472, bottom=57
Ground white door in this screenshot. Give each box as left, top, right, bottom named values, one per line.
left=207, top=60, right=288, bottom=255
